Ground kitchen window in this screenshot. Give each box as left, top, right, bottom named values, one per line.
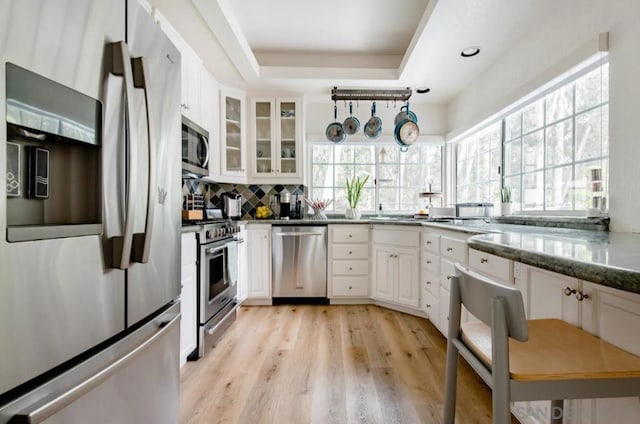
left=310, top=143, right=443, bottom=213
left=455, top=61, right=609, bottom=213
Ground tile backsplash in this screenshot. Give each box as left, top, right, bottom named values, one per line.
left=182, top=180, right=305, bottom=219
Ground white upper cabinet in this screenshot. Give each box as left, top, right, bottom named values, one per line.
left=220, top=87, right=247, bottom=182
left=249, top=96, right=302, bottom=183
left=200, top=69, right=219, bottom=179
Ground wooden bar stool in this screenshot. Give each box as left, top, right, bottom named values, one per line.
left=442, top=263, right=640, bottom=424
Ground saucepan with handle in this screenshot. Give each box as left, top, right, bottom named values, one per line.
left=343, top=101, right=360, bottom=135
left=364, top=101, right=382, bottom=139
left=394, top=102, right=419, bottom=152
left=325, top=104, right=346, bottom=143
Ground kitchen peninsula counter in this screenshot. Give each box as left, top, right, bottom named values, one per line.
left=244, top=217, right=640, bottom=295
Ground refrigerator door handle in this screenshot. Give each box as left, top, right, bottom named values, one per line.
left=109, top=41, right=138, bottom=270
left=10, top=313, right=180, bottom=424
left=130, top=56, right=155, bottom=264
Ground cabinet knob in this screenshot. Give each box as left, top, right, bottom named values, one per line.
left=575, top=291, right=590, bottom=301
left=349, top=251, right=353, bottom=255
left=349, top=267, right=353, bottom=271
left=446, top=275, right=452, bottom=280
left=480, top=257, right=488, bottom=264
left=348, top=234, right=353, bottom=238
left=446, top=247, right=453, bottom=252
left=563, top=287, right=576, bottom=297
left=349, top=286, right=353, bottom=290
left=426, top=281, right=431, bottom=285
left=426, top=304, right=431, bottom=308
left=426, top=241, right=432, bottom=245
left=426, top=260, right=431, bottom=264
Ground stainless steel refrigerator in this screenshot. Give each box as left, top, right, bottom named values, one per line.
left=0, top=0, right=182, bottom=422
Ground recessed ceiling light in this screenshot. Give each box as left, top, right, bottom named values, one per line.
left=461, top=46, right=480, bottom=58
left=415, top=87, right=431, bottom=94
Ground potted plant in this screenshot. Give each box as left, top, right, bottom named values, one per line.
left=501, top=186, right=513, bottom=216
left=345, top=175, right=369, bottom=219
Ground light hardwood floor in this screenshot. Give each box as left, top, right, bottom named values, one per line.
left=179, top=304, right=517, bottom=424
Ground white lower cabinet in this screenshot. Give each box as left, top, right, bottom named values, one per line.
left=371, top=226, right=420, bottom=309
left=513, top=263, right=640, bottom=424
left=420, top=229, right=469, bottom=336
left=328, top=225, right=370, bottom=299
left=243, top=225, right=271, bottom=304
left=579, top=282, right=640, bottom=424
left=180, top=233, right=197, bottom=366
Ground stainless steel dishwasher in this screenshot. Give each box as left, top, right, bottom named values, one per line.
left=272, top=225, right=327, bottom=298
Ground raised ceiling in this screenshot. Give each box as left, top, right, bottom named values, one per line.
left=158, top=0, right=558, bottom=104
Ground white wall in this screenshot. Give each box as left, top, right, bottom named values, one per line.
left=447, top=0, right=640, bottom=232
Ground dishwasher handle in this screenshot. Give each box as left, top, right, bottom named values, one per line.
left=274, top=232, right=324, bottom=237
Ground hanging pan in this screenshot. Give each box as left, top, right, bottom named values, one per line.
left=325, top=104, right=346, bottom=144
left=343, top=101, right=360, bottom=135
left=364, top=101, right=382, bottom=139
left=394, top=102, right=419, bottom=152
left=394, top=102, right=418, bottom=126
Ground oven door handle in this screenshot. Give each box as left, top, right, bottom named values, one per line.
left=235, top=238, right=245, bottom=244
left=205, top=246, right=226, bottom=256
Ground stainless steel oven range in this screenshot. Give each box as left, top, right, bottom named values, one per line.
left=189, top=220, right=242, bottom=360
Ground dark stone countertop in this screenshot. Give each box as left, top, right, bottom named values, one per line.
left=241, top=216, right=640, bottom=295
left=467, top=230, right=640, bottom=295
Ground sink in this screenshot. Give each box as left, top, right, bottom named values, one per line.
left=369, top=216, right=411, bottom=222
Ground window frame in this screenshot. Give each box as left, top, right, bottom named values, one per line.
left=308, top=141, right=444, bottom=214
left=452, top=57, right=609, bottom=216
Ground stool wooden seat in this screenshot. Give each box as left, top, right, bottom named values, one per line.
left=461, top=318, right=640, bottom=381
left=442, top=264, right=640, bottom=424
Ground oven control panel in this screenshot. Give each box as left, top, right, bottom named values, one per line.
left=203, top=221, right=240, bottom=243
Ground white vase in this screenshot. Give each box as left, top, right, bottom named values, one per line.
left=345, top=207, right=361, bottom=220
left=501, top=203, right=512, bottom=216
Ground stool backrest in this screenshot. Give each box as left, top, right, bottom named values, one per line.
left=452, top=263, right=528, bottom=342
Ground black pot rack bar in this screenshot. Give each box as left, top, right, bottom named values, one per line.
left=331, top=87, right=412, bottom=102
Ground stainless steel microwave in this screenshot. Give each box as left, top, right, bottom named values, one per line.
left=182, top=116, right=210, bottom=177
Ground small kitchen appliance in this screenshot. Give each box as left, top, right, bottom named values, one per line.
left=279, top=189, right=291, bottom=219
left=182, top=116, right=210, bottom=177
left=221, top=191, right=242, bottom=219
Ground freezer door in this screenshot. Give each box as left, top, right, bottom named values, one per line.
left=125, top=1, right=182, bottom=326
left=0, top=303, right=180, bottom=424
left=0, top=0, right=126, bottom=398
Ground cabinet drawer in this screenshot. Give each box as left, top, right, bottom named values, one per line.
left=440, top=259, right=455, bottom=291
left=422, top=251, right=440, bottom=274
left=440, top=237, right=468, bottom=263
left=422, top=232, right=440, bottom=253
left=332, top=244, right=369, bottom=259
left=422, top=289, right=440, bottom=322
left=331, top=276, right=369, bottom=297
left=422, top=270, right=440, bottom=296
left=372, top=228, right=420, bottom=247
left=331, top=226, right=369, bottom=243
left=469, top=249, right=513, bottom=284
left=332, top=260, right=369, bottom=276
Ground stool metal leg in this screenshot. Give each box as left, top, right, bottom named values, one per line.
left=443, top=341, right=459, bottom=424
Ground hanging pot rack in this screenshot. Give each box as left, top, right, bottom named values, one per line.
left=331, top=87, right=412, bottom=102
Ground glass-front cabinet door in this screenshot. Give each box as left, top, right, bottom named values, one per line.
left=277, top=100, right=298, bottom=176
left=249, top=96, right=301, bottom=181
left=253, top=100, right=273, bottom=175
left=220, top=88, right=245, bottom=177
